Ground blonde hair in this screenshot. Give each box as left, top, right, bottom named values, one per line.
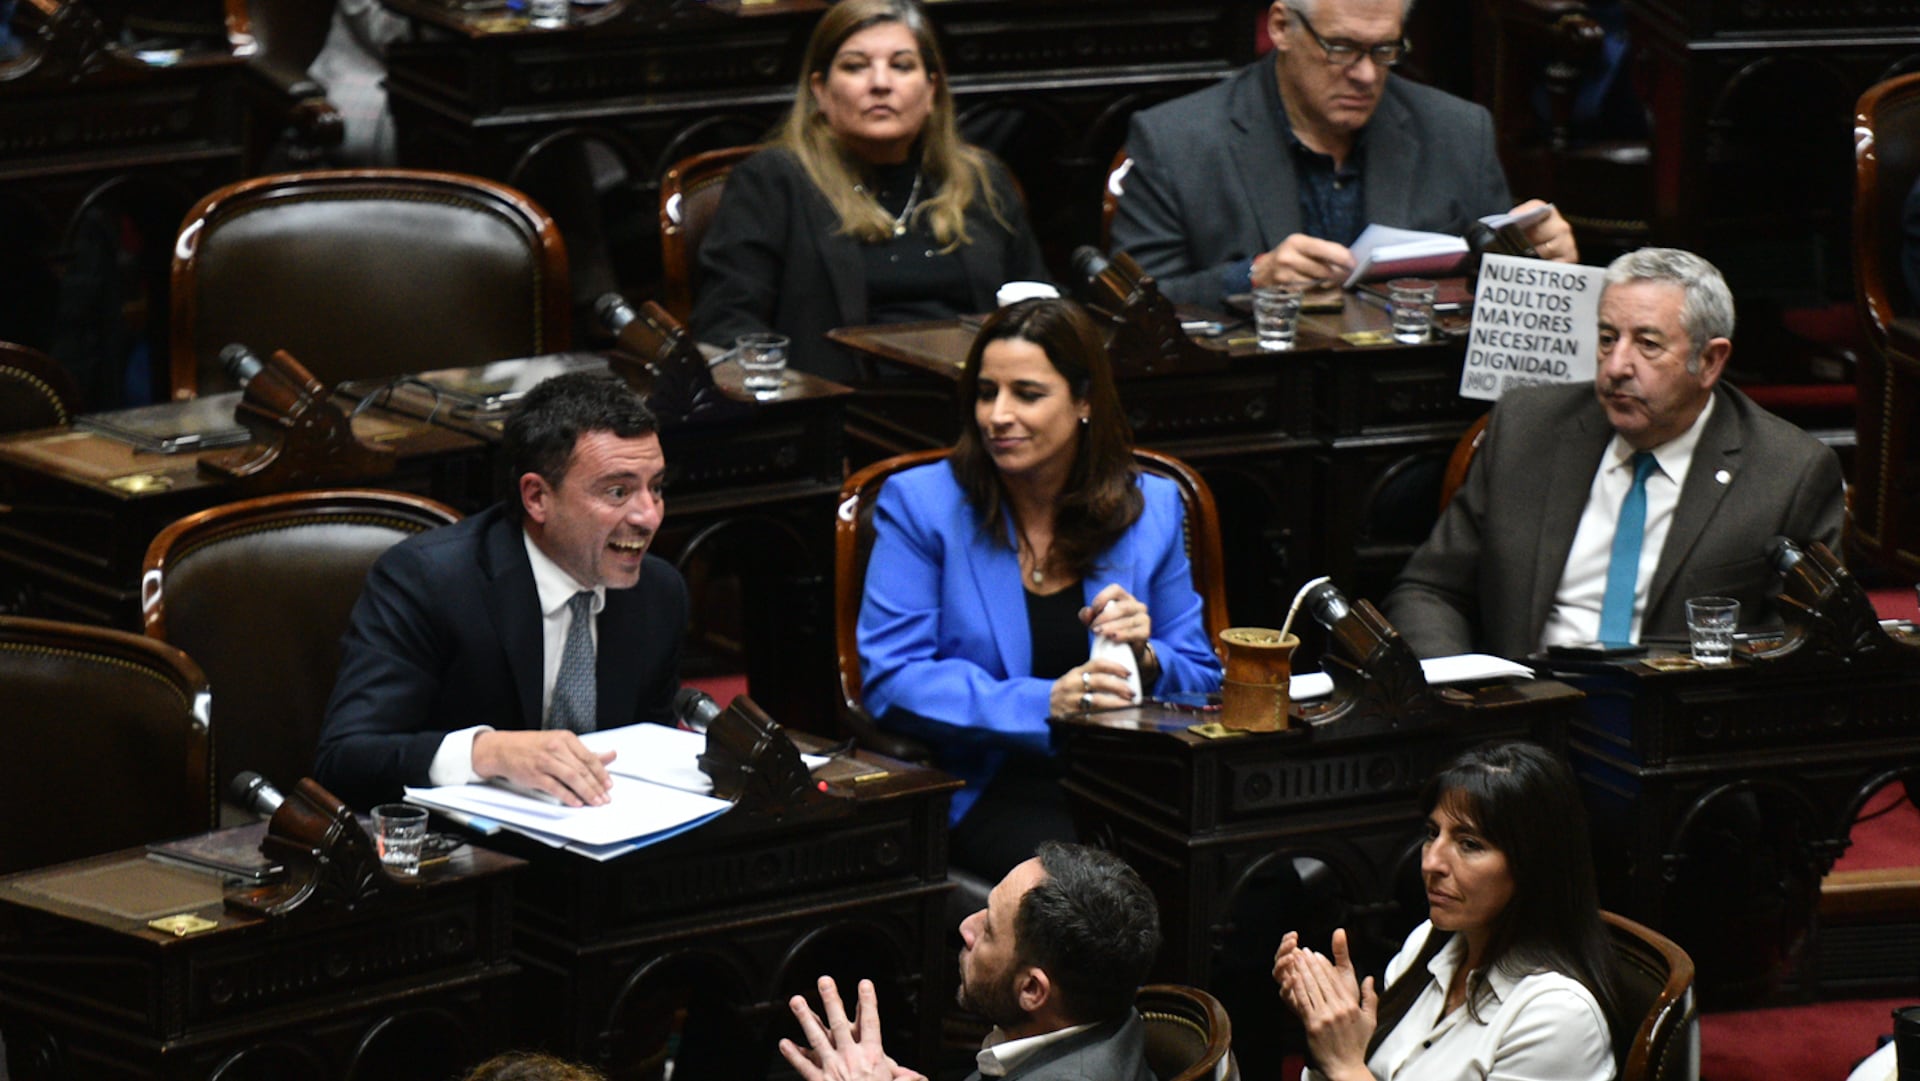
left=774, top=0, right=1008, bottom=248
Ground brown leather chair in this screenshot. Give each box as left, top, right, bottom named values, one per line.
left=833, top=447, right=1229, bottom=757
left=1101, top=146, right=1133, bottom=254
left=0, top=616, right=215, bottom=873
left=169, top=169, right=571, bottom=399
left=1603, top=910, right=1699, bottom=1081
left=1850, top=72, right=1920, bottom=578
left=0, top=340, right=82, bottom=434
left=1138, top=983, right=1240, bottom=1081
left=657, top=145, right=757, bottom=324
left=1436, top=413, right=1490, bottom=511
left=141, top=489, right=461, bottom=804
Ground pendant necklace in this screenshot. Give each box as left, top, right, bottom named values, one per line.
left=859, top=170, right=924, bottom=237
left=1017, top=525, right=1047, bottom=586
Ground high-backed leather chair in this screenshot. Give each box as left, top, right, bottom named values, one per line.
left=834, top=447, right=1229, bottom=758
left=0, top=340, right=82, bottom=434
left=1851, top=72, right=1920, bottom=578
left=169, top=169, right=571, bottom=399
left=1603, top=910, right=1700, bottom=1081
left=1138, top=983, right=1240, bottom=1081
left=657, top=145, right=756, bottom=323
left=0, top=616, right=215, bottom=873
left=141, top=489, right=460, bottom=805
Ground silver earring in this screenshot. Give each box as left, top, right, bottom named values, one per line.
left=1080, top=416, right=1090, bottom=425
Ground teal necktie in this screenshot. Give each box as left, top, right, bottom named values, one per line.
left=1598, top=452, right=1657, bottom=644
left=548, top=591, right=596, bottom=733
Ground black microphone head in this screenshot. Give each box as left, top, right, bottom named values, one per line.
left=228, top=770, right=285, bottom=818
left=673, top=687, right=723, bottom=732
left=1303, top=580, right=1352, bottom=626
left=220, top=343, right=264, bottom=388
left=1070, top=245, right=1111, bottom=282
left=595, top=293, right=638, bottom=333
left=1464, top=221, right=1501, bottom=254
left=1767, top=535, right=1804, bottom=572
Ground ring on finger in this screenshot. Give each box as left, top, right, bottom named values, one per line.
left=1079, top=693, right=1092, bottom=711
left=1081, top=671, right=1091, bottom=691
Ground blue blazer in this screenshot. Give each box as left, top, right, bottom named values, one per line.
left=858, top=463, right=1221, bottom=819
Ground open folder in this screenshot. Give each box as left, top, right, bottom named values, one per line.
left=405, top=723, right=732, bottom=861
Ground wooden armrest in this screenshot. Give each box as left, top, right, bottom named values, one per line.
left=836, top=704, right=935, bottom=765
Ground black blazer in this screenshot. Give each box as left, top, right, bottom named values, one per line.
left=691, top=146, right=1048, bottom=383
left=314, top=503, right=686, bottom=809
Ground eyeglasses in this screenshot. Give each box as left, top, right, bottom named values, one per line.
left=1288, top=7, right=1410, bottom=68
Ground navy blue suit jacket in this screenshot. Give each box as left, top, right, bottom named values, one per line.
left=314, top=503, right=685, bottom=809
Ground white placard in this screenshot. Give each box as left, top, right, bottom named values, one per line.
left=1459, top=255, right=1607, bottom=401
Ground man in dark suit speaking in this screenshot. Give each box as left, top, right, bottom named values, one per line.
left=1111, top=0, right=1578, bottom=307
left=315, top=372, right=685, bottom=809
left=1384, top=248, right=1845, bottom=659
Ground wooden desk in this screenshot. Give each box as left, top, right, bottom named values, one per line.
left=0, top=836, right=523, bottom=1080
left=483, top=739, right=960, bottom=1080
left=828, top=303, right=1485, bottom=628
left=0, top=405, right=489, bottom=627
left=1050, top=677, right=1581, bottom=1075
left=1552, top=638, right=1920, bottom=1004
left=359, top=353, right=856, bottom=727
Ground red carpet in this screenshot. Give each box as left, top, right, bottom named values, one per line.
left=1702, top=996, right=1906, bottom=1081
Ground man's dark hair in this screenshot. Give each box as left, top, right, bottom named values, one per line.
left=1014, top=841, right=1161, bottom=1025
left=501, top=372, right=657, bottom=521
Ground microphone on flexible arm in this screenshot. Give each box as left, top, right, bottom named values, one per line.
left=673, top=687, right=723, bottom=734
left=228, top=770, right=286, bottom=819
left=220, top=343, right=266, bottom=388
left=595, top=292, right=639, bottom=335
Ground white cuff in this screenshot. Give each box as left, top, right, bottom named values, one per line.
left=427, top=725, right=494, bottom=786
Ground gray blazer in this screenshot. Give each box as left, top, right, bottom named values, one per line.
left=1111, top=58, right=1513, bottom=307
left=965, top=1010, right=1157, bottom=1081
left=1383, top=383, right=1846, bottom=659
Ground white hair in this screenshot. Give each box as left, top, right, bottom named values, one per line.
left=1603, top=247, right=1736, bottom=370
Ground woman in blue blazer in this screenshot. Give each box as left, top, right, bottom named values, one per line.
left=858, top=298, right=1222, bottom=877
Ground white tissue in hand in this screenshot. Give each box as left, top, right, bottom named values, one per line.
left=1090, top=634, right=1143, bottom=703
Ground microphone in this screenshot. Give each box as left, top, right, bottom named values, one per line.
left=595, top=292, right=639, bottom=334
left=1767, top=535, right=1804, bottom=574
left=1302, top=579, right=1353, bottom=627
left=229, top=771, right=285, bottom=819
left=673, top=687, right=723, bottom=734
left=221, top=343, right=265, bottom=388
left=1070, top=245, right=1111, bottom=283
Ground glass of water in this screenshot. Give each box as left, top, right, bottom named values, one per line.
left=735, top=332, right=790, bottom=399
left=372, top=803, right=429, bottom=875
left=1387, top=278, right=1438, bottom=344
left=1253, top=283, right=1304, bottom=351
left=1685, top=596, right=1740, bottom=665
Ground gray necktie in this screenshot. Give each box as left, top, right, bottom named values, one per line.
left=548, top=591, right=596, bottom=733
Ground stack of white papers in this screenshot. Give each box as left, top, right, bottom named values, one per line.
left=1291, top=653, right=1536, bottom=702
left=406, top=723, right=731, bottom=861
left=1341, top=205, right=1555, bottom=288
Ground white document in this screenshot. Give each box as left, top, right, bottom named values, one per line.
left=1291, top=653, right=1536, bottom=702
left=1342, top=204, right=1554, bottom=288
left=406, top=722, right=731, bottom=861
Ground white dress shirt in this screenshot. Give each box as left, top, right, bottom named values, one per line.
left=424, top=531, right=604, bottom=785
left=975, top=1022, right=1097, bottom=1078
left=1540, top=393, right=1715, bottom=649
left=1308, top=921, right=1614, bottom=1081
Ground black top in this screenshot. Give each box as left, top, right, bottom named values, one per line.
left=1025, top=585, right=1087, bottom=680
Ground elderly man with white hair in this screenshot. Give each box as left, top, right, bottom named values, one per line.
left=1384, top=247, right=1845, bottom=659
